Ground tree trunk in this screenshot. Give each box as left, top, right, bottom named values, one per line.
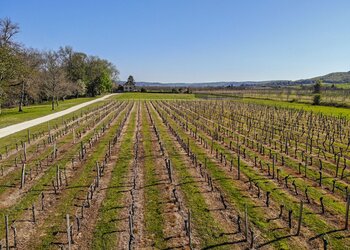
left=18, top=81, right=25, bottom=112
left=52, top=96, right=55, bottom=111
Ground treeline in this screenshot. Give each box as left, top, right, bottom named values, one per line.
left=0, top=18, right=119, bottom=111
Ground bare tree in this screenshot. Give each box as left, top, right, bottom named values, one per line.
left=41, top=51, right=66, bottom=110
left=0, top=17, right=20, bottom=47
left=17, top=49, right=42, bottom=111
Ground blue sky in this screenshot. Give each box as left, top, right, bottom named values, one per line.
left=1, top=0, right=350, bottom=82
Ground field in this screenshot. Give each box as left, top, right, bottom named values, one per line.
left=0, top=97, right=97, bottom=129
left=1, top=93, right=350, bottom=249
left=194, top=87, right=350, bottom=108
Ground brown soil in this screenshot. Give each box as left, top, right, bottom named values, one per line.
left=6, top=103, right=130, bottom=249
left=154, top=101, right=316, bottom=249
left=0, top=102, right=122, bottom=209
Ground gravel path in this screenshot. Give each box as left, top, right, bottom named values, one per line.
left=0, top=94, right=117, bottom=139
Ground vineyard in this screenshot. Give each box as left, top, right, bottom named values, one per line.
left=1, top=95, right=350, bottom=249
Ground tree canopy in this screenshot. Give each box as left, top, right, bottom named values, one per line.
left=0, top=17, right=119, bottom=111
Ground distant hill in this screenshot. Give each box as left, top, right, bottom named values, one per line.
left=311, top=71, right=350, bottom=83
left=118, top=71, right=350, bottom=88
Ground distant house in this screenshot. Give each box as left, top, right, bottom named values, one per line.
left=124, top=75, right=136, bottom=92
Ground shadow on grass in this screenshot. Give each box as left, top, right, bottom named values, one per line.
left=309, top=228, right=345, bottom=241
left=257, top=234, right=293, bottom=248
left=202, top=239, right=246, bottom=249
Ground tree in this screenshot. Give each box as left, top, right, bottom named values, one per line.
left=312, top=80, right=322, bottom=105
left=85, top=57, right=118, bottom=96
left=0, top=17, right=19, bottom=47
left=127, top=75, right=135, bottom=84
left=0, top=18, right=120, bottom=112
left=313, top=94, right=321, bottom=105
left=59, top=47, right=87, bottom=97
left=16, top=49, right=42, bottom=111
left=0, top=17, right=21, bottom=113
left=41, top=50, right=67, bottom=110
left=313, top=80, right=322, bottom=94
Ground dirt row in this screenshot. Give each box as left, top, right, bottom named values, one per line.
left=0, top=102, right=132, bottom=249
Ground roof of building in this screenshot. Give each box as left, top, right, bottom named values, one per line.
left=124, top=81, right=135, bottom=86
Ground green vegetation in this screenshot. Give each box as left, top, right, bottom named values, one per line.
left=0, top=98, right=113, bottom=156
left=0, top=102, right=125, bottom=241
left=0, top=96, right=96, bottom=128
left=313, top=94, right=321, bottom=105
left=115, top=92, right=196, bottom=100
left=239, top=98, right=350, bottom=118
left=92, top=106, right=136, bottom=249
left=150, top=104, right=230, bottom=249
left=34, top=104, right=129, bottom=249
left=0, top=18, right=118, bottom=113
left=141, top=104, right=166, bottom=248
left=158, top=100, right=350, bottom=249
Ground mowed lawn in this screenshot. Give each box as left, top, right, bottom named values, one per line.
left=0, top=97, right=96, bottom=128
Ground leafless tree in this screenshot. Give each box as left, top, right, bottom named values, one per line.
left=0, top=17, right=20, bottom=47
left=41, top=50, right=67, bottom=110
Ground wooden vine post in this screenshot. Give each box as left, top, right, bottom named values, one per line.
left=345, top=195, right=350, bottom=230
left=237, top=155, right=241, bottom=180
left=244, top=204, right=248, bottom=241
left=20, top=163, right=26, bottom=189
left=27, top=129, right=31, bottom=144
left=296, top=200, right=303, bottom=236
left=188, top=210, right=192, bottom=250
left=66, top=214, right=71, bottom=250
left=96, top=162, right=100, bottom=188
left=5, top=215, right=9, bottom=250
left=23, top=142, right=27, bottom=162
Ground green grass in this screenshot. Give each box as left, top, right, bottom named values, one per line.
left=0, top=99, right=113, bottom=156
left=115, top=92, right=196, bottom=100
left=239, top=97, right=350, bottom=118
left=155, top=103, right=296, bottom=249
left=325, top=83, right=350, bottom=89
left=34, top=104, right=130, bottom=249
left=0, top=97, right=100, bottom=128
left=0, top=103, right=125, bottom=241
left=0, top=102, right=120, bottom=198
left=141, top=103, right=166, bottom=248
left=160, top=101, right=350, bottom=249
left=92, top=105, right=136, bottom=249
left=170, top=101, right=348, bottom=217
left=150, top=103, right=230, bottom=249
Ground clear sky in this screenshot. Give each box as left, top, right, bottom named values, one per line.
left=1, top=0, right=350, bottom=83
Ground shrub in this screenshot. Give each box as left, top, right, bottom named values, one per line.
left=313, top=94, right=321, bottom=105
